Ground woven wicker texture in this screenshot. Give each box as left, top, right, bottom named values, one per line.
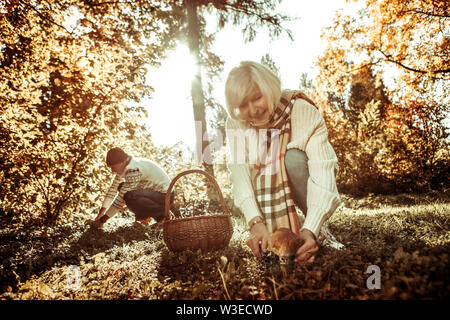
left=163, top=170, right=233, bottom=252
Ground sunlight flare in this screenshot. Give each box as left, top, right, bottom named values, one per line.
left=146, top=44, right=198, bottom=150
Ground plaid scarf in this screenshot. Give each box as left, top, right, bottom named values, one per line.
left=250, top=90, right=316, bottom=235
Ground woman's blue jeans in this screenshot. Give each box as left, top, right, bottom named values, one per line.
left=284, top=149, right=309, bottom=216
left=123, top=190, right=174, bottom=222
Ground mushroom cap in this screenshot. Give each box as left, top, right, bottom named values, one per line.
left=270, top=227, right=304, bottom=258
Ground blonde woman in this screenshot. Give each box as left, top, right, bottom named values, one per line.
left=225, top=61, right=343, bottom=264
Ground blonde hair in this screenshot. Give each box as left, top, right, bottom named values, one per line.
left=225, top=61, right=281, bottom=121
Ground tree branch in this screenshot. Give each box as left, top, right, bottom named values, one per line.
left=227, top=4, right=287, bottom=24
left=398, top=9, right=450, bottom=19
left=84, top=0, right=139, bottom=6
left=379, top=50, right=450, bottom=74
left=347, top=59, right=383, bottom=74
left=18, top=0, right=76, bottom=38
left=219, top=2, right=293, bottom=40
left=53, top=88, right=113, bottom=219
left=16, top=165, right=50, bottom=219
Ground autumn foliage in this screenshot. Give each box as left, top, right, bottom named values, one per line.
left=0, top=0, right=448, bottom=226
left=0, top=0, right=292, bottom=225
left=0, top=0, right=182, bottom=223
left=315, top=0, right=449, bottom=194
left=0, top=1, right=449, bottom=301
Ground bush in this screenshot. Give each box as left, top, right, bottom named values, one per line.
left=323, top=98, right=449, bottom=195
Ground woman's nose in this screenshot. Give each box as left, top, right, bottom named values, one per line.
left=248, top=102, right=258, bottom=117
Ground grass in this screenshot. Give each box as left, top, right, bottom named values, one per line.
left=0, top=189, right=449, bottom=300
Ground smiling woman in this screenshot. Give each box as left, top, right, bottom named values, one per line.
left=144, top=44, right=198, bottom=151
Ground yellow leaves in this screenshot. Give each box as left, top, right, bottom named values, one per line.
left=38, top=284, right=55, bottom=298
left=80, top=18, right=91, bottom=28
left=76, top=57, right=90, bottom=69
left=135, top=83, right=145, bottom=91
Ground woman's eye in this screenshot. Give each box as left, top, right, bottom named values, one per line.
left=239, top=103, right=248, bottom=110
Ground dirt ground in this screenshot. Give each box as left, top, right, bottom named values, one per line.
left=0, top=190, right=449, bottom=300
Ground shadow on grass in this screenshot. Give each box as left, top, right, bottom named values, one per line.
left=1, top=189, right=449, bottom=299
left=0, top=217, right=160, bottom=292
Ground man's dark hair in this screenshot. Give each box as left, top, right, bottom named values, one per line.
left=106, top=147, right=129, bottom=166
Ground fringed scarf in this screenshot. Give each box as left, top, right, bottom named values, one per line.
left=250, top=90, right=316, bottom=235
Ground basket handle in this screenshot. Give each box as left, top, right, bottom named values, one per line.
left=164, top=169, right=231, bottom=220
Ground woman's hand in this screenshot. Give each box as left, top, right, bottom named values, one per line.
left=295, top=229, right=319, bottom=264
left=246, top=221, right=271, bottom=259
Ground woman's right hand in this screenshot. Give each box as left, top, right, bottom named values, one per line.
left=246, top=221, right=271, bottom=259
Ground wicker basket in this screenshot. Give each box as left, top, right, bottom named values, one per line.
left=162, top=169, right=233, bottom=252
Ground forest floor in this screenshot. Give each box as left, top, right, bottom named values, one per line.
left=1, top=189, right=449, bottom=300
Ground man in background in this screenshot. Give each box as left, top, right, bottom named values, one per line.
left=89, top=147, right=173, bottom=228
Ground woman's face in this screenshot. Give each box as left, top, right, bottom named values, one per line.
left=238, top=88, right=270, bottom=125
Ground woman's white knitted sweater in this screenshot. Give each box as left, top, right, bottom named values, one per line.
left=226, top=99, right=341, bottom=238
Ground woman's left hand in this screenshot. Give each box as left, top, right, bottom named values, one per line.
left=295, top=229, right=319, bottom=264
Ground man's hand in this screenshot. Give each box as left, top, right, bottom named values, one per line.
left=89, top=219, right=104, bottom=228
left=94, top=207, right=106, bottom=221
left=295, top=229, right=319, bottom=264
left=88, top=207, right=108, bottom=228
left=246, top=219, right=271, bottom=259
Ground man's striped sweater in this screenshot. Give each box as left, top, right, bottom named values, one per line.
left=102, top=157, right=171, bottom=218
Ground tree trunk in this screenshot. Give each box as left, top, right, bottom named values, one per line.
left=185, top=0, right=215, bottom=179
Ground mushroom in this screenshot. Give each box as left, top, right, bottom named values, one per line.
left=270, top=228, right=304, bottom=262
